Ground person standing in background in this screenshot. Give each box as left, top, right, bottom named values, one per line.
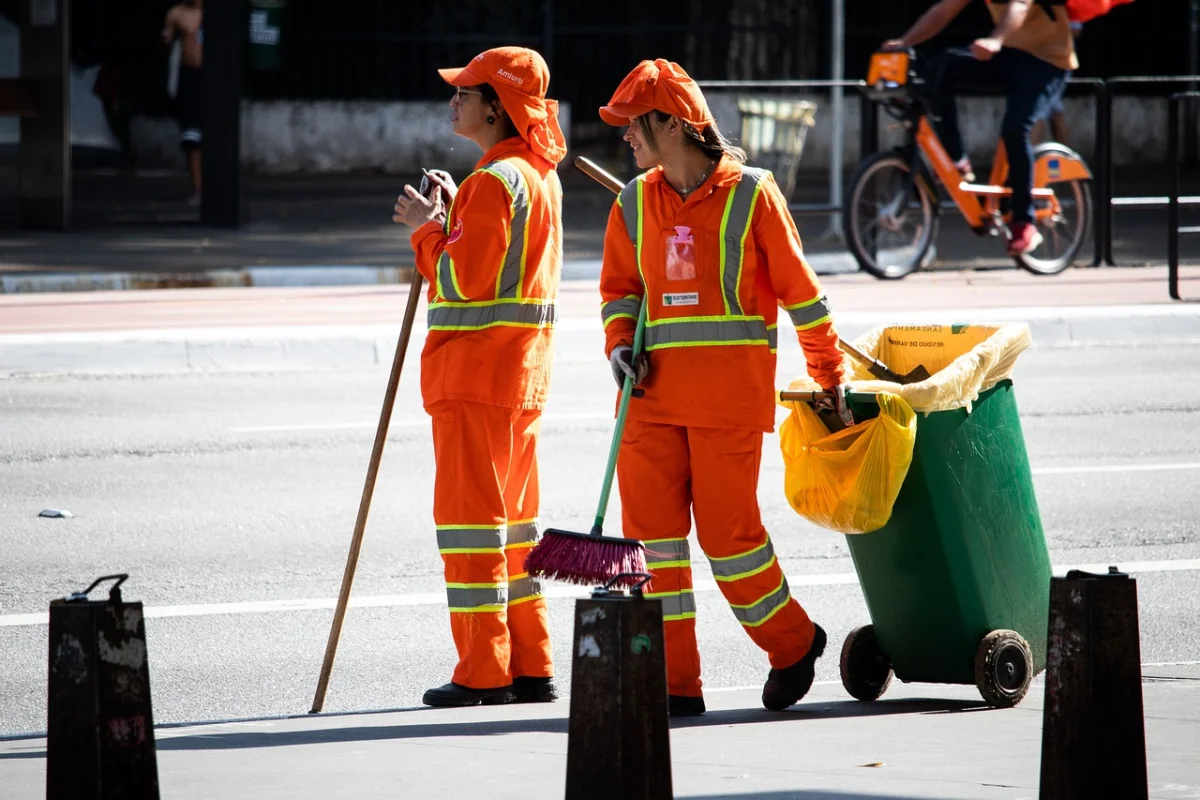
left=163, top=0, right=204, bottom=205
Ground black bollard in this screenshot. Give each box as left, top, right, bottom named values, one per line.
left=1039, top=567, right=1147, bottom=799
left=47, top=575, right=160, bottom=800
left=565, top=575, right=672, bottom=800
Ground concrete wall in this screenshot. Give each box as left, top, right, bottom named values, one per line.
left=129, top=101, right=572, bottom=174
left=122, top=94, right=1173, bottom=174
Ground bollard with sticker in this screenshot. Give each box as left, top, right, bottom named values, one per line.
left=565, top=573, right=671, bottom=800
left=47, top=574, right=160, bottom=800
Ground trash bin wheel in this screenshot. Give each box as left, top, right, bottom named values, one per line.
left=840, top=625, right=894, bottom=702
left=974, top=629, right=1033, bottom=708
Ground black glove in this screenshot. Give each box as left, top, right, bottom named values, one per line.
left=610, top=346, right=650, bottom=397
left=816, top=384, right=855, bottom=427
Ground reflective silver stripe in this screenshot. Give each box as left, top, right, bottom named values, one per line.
left=508, top=575, right=543, bottom=602
left=620, top=179, right=643, bottom=280
left=602, top=295, right=642, bottom=328
left=767, top=325, right=778, bottom=352
left=730, top=579, right=791, bottom=627
left=506, top=521, right=540, bottom=546
left=437, top=527, right=504, bottom=553
left=480, top=161, right=529, bottom=299
left=437, top=250, right=464, bottom=302
left=644, top=317, right=770, bottom=350
left=719, top=167, right=768, bottom=316
left=446, top=585, right=508, bottom=611
left=709, top=541, right=777, bottom=582
left=649, top=591, right=697, bottom=620
left=645, top=539, right=691, bottom=566
left=787, top=296, right=833, bottom=330
left=427, top=301, right=557, bottom=330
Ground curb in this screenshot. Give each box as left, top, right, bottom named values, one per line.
left=2, top=306, right=1199, bottom=378
left=0, top=266, right=417, bottom=294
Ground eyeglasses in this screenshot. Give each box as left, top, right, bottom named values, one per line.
left=454, top=88, right=483, bottom=101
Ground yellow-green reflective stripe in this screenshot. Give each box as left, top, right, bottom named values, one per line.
left=719, top=167, right=769, bottom=316
left=427, top=300, right=557, bottom=330
left=709, top=540, right=777, bottom=582
left=645, top=590, right=697, bottom=620
left=437, top=527, right=504, bottom=553
left=787, top=296, right=832, bottom=329
left=644, top=317, right=770, bottom=350
left=508, top=575, right=543, bottom=602
left=446, top=585, right=508, bottom=611
left=718, top=187, right=739, bottom=315
left=602, top=295, right=642, bottom=328
left=506, top=521, right=540, bottom=545
left=480, top=162, right=529, bottom=300
left=436, top=250, right=465, bottom=302
left=645, top=538, right=691, bottom=566
left=729, top=579, right=791, bottom=627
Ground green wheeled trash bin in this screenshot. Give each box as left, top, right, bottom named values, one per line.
left=780, top=323, right=1051, bottom=708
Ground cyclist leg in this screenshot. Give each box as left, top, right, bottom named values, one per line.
left=1000, top=49, right=1070, bottom=226
left=925, top=49, right=1006, bottom=178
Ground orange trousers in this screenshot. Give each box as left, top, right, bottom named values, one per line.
left=617, top=419, right=818, bottom=697
left=429, top=400, right=553, bottom=689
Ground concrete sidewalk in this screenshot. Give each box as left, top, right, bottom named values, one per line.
left=0, top=267, right=1197, bottom=377
left=2, top=669, right=1197, bottom=799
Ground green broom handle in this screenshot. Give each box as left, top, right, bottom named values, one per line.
left=590, top=299, right=648, bottom=535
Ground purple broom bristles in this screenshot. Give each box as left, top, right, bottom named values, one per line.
left=526, top=530, right=649, bottom=588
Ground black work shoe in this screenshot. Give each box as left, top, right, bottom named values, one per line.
left=668, top=694, right=707, bottom=717
left=422, top=682, right=513, bottom=708
left=512, top=676, right=559, bottom=703
left=762, top=624, right=828, bottom=711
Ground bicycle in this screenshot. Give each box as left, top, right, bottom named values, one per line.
left=844, top=49, right=1094, bottom=280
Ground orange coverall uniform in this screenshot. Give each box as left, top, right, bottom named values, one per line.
left=411, top=136, right=563, bottom=689
left=600, top=157, right=845, bottom=698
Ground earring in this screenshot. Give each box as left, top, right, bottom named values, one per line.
left=486, top=115, right=495, bottom=125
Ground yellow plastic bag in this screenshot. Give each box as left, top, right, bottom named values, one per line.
left=779, top=392, right=917, bottom=534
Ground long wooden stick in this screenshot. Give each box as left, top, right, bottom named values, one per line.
left=311, top=267, right=425, bottom=714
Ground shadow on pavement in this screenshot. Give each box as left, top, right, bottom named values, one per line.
left=669, top=697, right=990, bottom=729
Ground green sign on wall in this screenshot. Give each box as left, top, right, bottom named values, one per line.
left=249, top=0, right=285, bottom=71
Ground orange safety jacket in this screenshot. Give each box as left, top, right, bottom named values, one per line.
left=600, top=157, right=845, bottom=431
left=412, top=137, right=563, bottom=410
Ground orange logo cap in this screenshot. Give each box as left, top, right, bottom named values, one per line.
left=438, top=46, right=549, bottom=98
left=599, top=59, right=714, bottom=130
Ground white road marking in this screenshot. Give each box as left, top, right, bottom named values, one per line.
left=3, top=559, right=1199, bottom=629
left=1032, top=462, right=1200, bottom=476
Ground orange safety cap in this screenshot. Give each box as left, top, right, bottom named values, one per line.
left=599, top=59, right=715, bottom=131
left=439, top=46, right=566, bottom=164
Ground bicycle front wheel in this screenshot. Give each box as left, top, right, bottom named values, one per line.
left=845, top=150, right=939, bottom=281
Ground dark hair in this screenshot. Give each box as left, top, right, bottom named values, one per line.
left=637, top=111, right=747, bottom=164
left=478, top=83, right=520, bottom=139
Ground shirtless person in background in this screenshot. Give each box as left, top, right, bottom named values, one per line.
left=163, top=0, right=203, bottom=204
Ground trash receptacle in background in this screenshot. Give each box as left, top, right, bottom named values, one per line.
left=736, top=97, right=817, bottom=202
left=780, top=323, right=1051, bottom=708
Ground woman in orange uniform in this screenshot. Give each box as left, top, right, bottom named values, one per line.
left=394, top=46, right=566, bottom=707
left=597, top=59, right=854, bottom=716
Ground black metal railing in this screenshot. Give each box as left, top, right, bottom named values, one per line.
left=1167, top=91, right=1200, bottom=301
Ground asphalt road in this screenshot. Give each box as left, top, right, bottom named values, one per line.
left=2, top=338, right=1199, bottom=737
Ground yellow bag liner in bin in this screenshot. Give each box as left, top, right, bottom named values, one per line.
left=778, top=323, right=1033, bottom=534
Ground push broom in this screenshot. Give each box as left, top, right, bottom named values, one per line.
left=525, top=157, right=649, bottom=586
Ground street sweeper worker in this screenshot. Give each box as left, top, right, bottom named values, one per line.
left=597, top=58, right=854, bottom=717
left=393, top=46, right=567, bottom=708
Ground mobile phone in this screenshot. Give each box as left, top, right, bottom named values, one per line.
left=418, top=169, right=434, bottom=200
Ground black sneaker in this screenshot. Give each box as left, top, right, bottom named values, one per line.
left=512, top=676, right=558, bottom=703
left=668, top=694, right=706, bottom=717
left=422, top=682, right=513, bottom=707
left=761, top=624, right=827, bottom=711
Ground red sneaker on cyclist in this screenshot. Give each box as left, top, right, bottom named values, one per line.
left=1007, top=221, right=1043, bottom=256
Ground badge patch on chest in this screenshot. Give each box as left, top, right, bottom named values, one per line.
left=663, top=292, right=699, bottom=307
